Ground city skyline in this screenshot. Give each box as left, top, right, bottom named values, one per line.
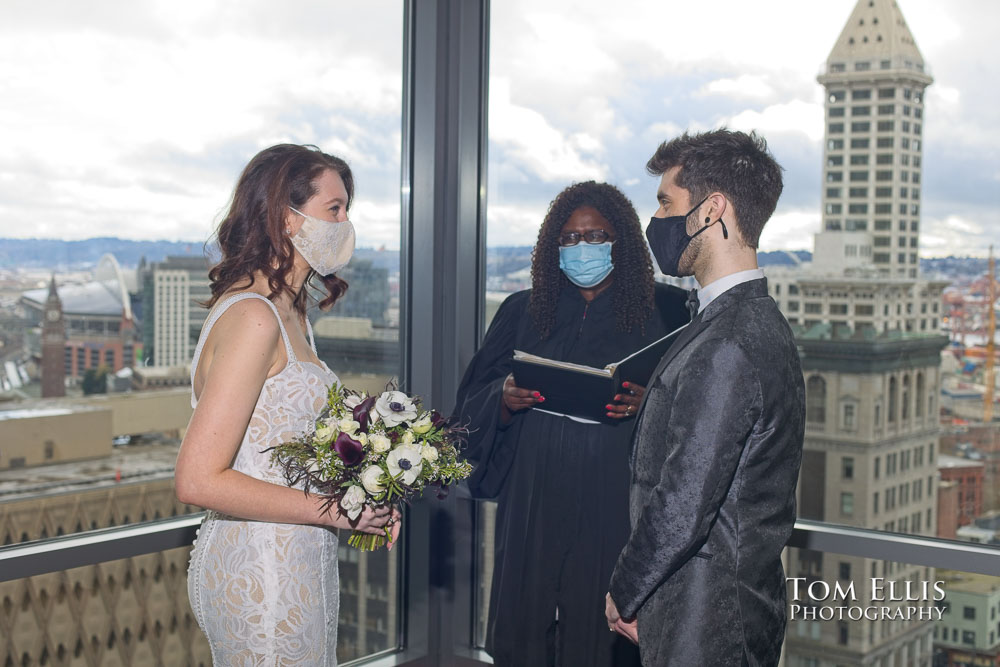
left=0, top=1, right=996, bottom=258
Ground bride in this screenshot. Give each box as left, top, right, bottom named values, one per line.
left=176, top=143, right=400, bottom=665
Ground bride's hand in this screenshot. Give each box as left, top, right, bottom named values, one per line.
left=320, top=501, right=392, bottom=533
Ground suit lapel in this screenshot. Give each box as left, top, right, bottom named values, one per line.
left=628, top=278, right=771, bottom=453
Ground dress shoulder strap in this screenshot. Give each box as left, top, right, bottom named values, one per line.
left=189, top=293, right=296, bottom=406
left=305, top=316, right=317, bottom=354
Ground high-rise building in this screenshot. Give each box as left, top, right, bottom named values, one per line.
left=815, top=0, right=932, bottom=280
left=143, top=256, right=211, bottom=368
left=767, top=0, right=947, bottom=334
left=40, top=276, right=65, bottom=398
left=779, top=2, right=950, bottom=666
left=786, top=330, right=944, bottom=667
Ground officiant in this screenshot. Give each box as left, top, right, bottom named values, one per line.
left=453, top=181, right=689, bottom=667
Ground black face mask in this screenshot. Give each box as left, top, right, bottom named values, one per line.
left=645, top=196, right=728, bottom=276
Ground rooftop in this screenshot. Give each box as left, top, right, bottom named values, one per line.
left=826, top=0, right=927, bottom=72
left=21, top=280, right=128, bottom=317
left=938, top=454, right=985, bottom=470
left=0, top=442, right=178, bottom=501
left=939, top=570, right=1000, bottom=596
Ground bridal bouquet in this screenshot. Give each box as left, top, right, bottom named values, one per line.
left=268, top=383, right=473, bottom=551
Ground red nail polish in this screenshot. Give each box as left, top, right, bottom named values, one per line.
left=623, top=382, right=630, bottom=388
left=539, top=396, right=545, bottom=402
left=533, top=391, right=541, bottom=398
left=605, top=404, right=612, bottom=409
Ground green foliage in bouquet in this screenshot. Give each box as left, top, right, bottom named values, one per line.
left=268, top=383, right=473, bottom=551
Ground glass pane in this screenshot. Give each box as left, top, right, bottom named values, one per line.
left=0, top=1, right=403, bottom=663
left=786, top=550, right=999, bottom=667
left=0, top=546, right=213, bottom=665
left=480, top=0, right=997, bottom=658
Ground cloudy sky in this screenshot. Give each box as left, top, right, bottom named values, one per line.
left=0, top=0, right=996, bottom=257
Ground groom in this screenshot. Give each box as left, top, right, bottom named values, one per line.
left=605, top=129, right=805, bottom=666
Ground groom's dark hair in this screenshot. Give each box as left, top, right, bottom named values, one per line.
left=647, top=129, right=783, bottom=248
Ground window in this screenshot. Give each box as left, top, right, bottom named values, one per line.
left=850, top=155, right=869, bottom=166
left=852, top=89, right=872, bottom=99
left=852, top=105, right=871, bottom=116
left=876, top=170, right=893, bottom=181
left=877, top=120, right=894, bottom=132
left=839, top=562, right=851, bottom=580
left=964, top=606, right=976, bottom=620
left=827, top=155, right=844, bottom=166
left=806, top=376, right=826, bottom=423
left=826, top=187, right=842, bottom=198
left=828, top=138, right=844, bottom=150
left=851, top=121, right=870, bottom=132
left=829, top=122, right=844, bottom=134
left=876, top=154, right=893, bottom=165
left=841, top=492, right=854, bottom=516
left=962, top=631, right=976, bottom=645
left=873, top=491, right=879, bottom=514
left=829, top=90, right=846, bottom=102
left=829, top=107, right=845, bottom=117
left=889, top=377, right=898, bottom=422
left=850, top=171, right=869, bottom=182
left=878, top=87, right=895, bottom=99
left=848, top=203, right=868, bottom=214
left=875, top=219, right=891, bottom=231
left=842, top=456, right=855, bottom=478
left=850, top=137, right=870, bottom=149
left=878, top=104, right=894, bottom=114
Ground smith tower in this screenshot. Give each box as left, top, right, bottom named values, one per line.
left=815, top=0, right=933, bottom=279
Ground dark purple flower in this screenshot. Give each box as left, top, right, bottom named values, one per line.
left=352, top=395, right=378, bottom=432
left=430, top=410, right=447, bottom=428
left=334, top=432, right=365, bottom=467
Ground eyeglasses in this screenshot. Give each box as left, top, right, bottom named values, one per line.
left=557, top=229, right=612, bottom=246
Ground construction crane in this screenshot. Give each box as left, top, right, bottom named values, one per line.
left=985, top=245, right=996, bottom=422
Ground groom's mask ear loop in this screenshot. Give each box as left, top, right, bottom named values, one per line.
left=701, top=210, right=729, bottom=240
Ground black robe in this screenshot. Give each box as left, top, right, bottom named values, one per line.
left=455, top=282, right=689, bottom=667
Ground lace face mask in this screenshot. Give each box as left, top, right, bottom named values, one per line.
left=288, top=206, right=356, bottom=275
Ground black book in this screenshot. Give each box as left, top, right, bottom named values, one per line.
left=510, top=324, right=687, bottom=422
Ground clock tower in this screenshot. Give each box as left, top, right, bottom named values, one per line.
left=41, top=275, right=66, bottom=398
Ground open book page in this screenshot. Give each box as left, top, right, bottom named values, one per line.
left=511, top=351, right=613, bottom=377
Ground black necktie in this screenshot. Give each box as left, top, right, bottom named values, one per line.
left=686, top=289, right=700, bottom=319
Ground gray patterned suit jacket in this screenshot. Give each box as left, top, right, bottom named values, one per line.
left=609, top=278, right=805, bottom=667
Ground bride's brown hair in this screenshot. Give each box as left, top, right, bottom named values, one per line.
left=205, top=143, right=353, bottom=314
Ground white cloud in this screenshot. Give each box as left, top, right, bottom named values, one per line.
left=489, top=78, right=607, bottom=183
left=725, top=100, right=826, bottom=143
left=486, top=203, right=546, bottom=248
left=697, top=75, right=775, bottom=101
left=758, top=209, right=821, bottom=252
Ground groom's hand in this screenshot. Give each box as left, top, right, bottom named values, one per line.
left=605, top=593, right=639, bottom=644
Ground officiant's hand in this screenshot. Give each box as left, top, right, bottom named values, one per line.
left=500, top=374, right=544, bottom=422
left=607, top=381, right=644, bottom=420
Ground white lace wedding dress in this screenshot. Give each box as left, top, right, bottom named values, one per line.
left=187, top=292, right=341, bottom=665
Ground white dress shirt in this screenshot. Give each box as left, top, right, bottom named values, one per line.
left=696, top=268, right=765, bottom=314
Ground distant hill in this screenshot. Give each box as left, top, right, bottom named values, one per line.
left=0, top=238, right=401, bottom=272
left=0, top=237, right=985, bottom=281
left=0, top=238, right=210, bottom=269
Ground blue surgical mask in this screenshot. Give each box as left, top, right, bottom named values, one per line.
left=558, top=242, right=614, bottom=288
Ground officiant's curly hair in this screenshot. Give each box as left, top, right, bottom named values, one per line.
left=205, top=144, right=352, bottom=314
left=530, top=181, right=655, bottom=339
